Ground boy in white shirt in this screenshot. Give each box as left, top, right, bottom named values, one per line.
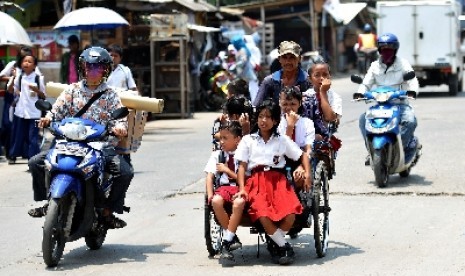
left=204, top=120, right=245, bottom=264
left=106, top=44, right=138, bottom=93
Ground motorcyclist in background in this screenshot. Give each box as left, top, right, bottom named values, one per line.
left=357, top=33, right=422, bottom=165
left=356, top=23, right=378, bottom=63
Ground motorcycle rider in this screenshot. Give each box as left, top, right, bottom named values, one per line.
left=358, top=33, right=421, bottom=165
left=28, top=47, right=133, bottom=229
left=356, top=23, right=378, bottom=65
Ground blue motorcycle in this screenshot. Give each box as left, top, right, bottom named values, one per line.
left=35, top=100, right=129, bottom=267
left=351, top=72, right=422, bottom=187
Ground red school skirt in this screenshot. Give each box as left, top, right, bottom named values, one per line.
left=245, top=170, right=302, bottom=223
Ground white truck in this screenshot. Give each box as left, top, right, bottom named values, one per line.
left=376, top=0, right=463, bottom=96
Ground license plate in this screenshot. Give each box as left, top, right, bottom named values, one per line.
left=367, top=108, right=393, bottom=118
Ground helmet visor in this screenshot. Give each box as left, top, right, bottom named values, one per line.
left=377, top=43, right=397, bottom=50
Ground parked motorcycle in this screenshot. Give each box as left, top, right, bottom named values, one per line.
left=35, top=100, right=129, bottom=267
left=351, top=72, right=422, bottom=187
left=198, top=59, right=229, bottom=111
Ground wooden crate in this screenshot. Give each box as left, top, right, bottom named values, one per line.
left=150, top=14, right=189, bottom=38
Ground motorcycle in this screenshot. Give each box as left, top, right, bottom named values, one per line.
left=199, top=59, right=229, bottom=111
left=35, top=99, right=129, bottom=267
left=351, top=72, right=422, bottom=187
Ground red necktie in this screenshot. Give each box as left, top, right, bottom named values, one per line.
left=227, top=154, right=235, bottom=171
left=291, top=128, right=296, bottom=141
left=227, top=154, right=235, bottom=181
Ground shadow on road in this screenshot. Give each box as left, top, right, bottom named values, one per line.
left=205, top=234, right=363, bottom=267
left=48, top=243, right=184, bottom=271
left=367, top=173, right=433, bottom=189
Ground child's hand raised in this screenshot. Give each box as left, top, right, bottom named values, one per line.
left=320, top=78, right=331, bottom=93
left=285, top=110, right=300, bottom=128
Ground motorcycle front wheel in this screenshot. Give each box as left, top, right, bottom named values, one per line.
left=373, top=148, right=389, bottom=188
left=42, top=197, right=73, bottom=267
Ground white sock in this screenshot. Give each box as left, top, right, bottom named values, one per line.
left=270, top=230, right=286, bottom=247
left=223, top=229, right=236, bottom=242
left=278, top=228, right=288, bottom=237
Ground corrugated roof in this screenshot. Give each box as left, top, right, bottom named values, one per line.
left=123, top=0, right=217, bottom=12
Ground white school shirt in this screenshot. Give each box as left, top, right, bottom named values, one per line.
left=13, top=71, right=45, bottom=119
left=278, top=115, right=315, bottom=149
left=303, top=88, right=343, bottom=118
left=0, top=61, right=42, bottom=87
left=106, top=64, right=137, bottom=90
left=204, top=150, right=237, bottom=186
left=235, top=132, right=303, bottom=172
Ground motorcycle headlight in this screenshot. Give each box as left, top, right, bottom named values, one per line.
left=366, top=117, right=398, bottom=133
left=59, top=121, right=89, bottom=141
left=371, top=92, right=394, bottom=103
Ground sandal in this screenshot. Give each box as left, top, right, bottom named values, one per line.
left=104, top=214, right=127, bottom=229
left=28, top=203, right=48, bottom=218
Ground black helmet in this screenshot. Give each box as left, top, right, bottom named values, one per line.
left=78, top=46, right=113, bottom=83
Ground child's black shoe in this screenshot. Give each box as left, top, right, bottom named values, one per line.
left=278, top=243, right=295, bottom=265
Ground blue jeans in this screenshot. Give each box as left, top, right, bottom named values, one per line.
left=359, top=105, right=417, bottom=160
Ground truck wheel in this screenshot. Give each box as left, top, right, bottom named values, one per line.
left=448, top=74, right=458, bottom=96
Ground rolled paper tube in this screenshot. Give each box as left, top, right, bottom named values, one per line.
left=45, top=82, right=164, bottom=113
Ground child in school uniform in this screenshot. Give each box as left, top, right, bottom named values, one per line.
left=204, top=120, right=245, bottom=264
left=9, top=53, right=46, bottom=164
left=277, top=86, right=315, bottom=190
left=234, top=99, right=312, bottom=265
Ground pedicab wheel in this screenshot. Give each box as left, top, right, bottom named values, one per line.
left=373, top=148, right=389, bottom=188
left=42, top=197, right=72, bottom=267
left=312, top=160, right=330, bottom=258
left=204, top=196, right=222, bottom=257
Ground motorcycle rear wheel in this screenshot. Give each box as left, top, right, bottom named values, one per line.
left=373, top=148, right=389, bottom=188
left=399, top=168, right=411, bottom=177
left=85, top=216, right=108, bottom=250
left=42, top=198, right=71, bottom=267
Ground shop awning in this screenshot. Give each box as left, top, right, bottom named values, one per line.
left=323, top=2, right=367, bottom=25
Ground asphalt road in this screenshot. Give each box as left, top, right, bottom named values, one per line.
left=1, top=75, right=465, bottom=275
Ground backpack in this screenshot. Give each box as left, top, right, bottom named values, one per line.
left=18, top=72, right=43, bottom=99
left=214, top=150, right=226, bottom=189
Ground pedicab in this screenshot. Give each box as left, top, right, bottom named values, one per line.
left=204, top=121, right=340, bottom=258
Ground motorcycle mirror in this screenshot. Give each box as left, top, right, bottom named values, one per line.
left=406, top=90, right=417, bottom=99
left=351, top=75, right=363, bottom=84
left=353, top=92, right=364, bottom=100
left=111, top=107, right=129, bottom=120
left=35, top=99, right=53, bottom=111
left=403, top=71, right=416, bottom=81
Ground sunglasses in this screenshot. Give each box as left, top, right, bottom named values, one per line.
left=85, top=63, right=106, bottom=71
